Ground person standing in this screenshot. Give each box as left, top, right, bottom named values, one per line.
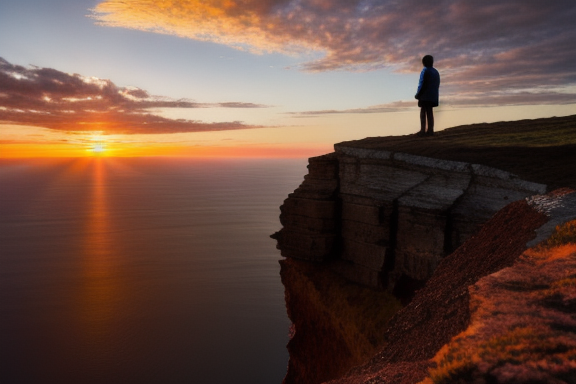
left=415, top=55, right=440, bottom=136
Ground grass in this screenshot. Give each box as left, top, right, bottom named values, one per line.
left=418, top=220, right=576, bottom=384
left=538, top=220, right=576, bottom=250
left=426, top=327, right=576, bottom=384
left=429, top=116, right=576, bottom=148
left=338, top=114, right=576, bottom=189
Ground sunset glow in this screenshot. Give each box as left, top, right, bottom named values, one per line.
left=1, top=1, right=575, bottom=159
left=2, top=2, right=575, bottom=382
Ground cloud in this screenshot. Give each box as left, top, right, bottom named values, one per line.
left=292, top=91, right=576, bottom=116
left=289, top=100, right=416, bottom=116
left=91, top=0, right=576, bottom=105
left=0, top=57, right=267, bottom=134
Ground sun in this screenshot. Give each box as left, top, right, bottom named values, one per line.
left=92, top=143, right=105, bottom=152
left=90, top=142, right=107, bottom=155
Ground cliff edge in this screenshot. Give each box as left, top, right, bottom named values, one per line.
left=273, top=115, right=576, bottom=384
left=274, top=115, right=576, bottom=292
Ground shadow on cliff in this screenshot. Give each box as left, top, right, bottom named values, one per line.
left=280, top=258, right=402, bottom=384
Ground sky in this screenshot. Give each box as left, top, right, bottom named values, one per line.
left=1, top=0, right=575, bottom=158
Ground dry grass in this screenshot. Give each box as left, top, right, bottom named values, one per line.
left=538, top=220, right=576, bottom=250
left=426, top=326, right=576, bottom=384
left=419, top=220, right=576, bottom=384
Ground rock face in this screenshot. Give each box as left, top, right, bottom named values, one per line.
left=273, top=145, right=547, bottom=292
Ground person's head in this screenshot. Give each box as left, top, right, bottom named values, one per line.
left=422, top=55, right=434, bottom=68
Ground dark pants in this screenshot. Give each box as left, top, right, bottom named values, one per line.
left=420, top=106, right=434, bottom=134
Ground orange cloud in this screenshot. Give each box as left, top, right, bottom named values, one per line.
left=92, top=0, right=317, bottom=55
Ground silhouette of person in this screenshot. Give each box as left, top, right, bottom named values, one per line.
left=415, top=55, right=440, bottom=136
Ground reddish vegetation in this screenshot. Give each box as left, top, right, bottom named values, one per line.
left=424, top=238, right=576, bottom=383
left=327, top=197, right=549, bottom=384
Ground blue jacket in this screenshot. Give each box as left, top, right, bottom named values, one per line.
left=415, top=67, right=440, bottom=106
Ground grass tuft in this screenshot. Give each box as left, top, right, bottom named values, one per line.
left=538, top=220, right=576, bottom=250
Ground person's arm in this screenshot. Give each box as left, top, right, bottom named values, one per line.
left=415, top=68, right=429, bottom=99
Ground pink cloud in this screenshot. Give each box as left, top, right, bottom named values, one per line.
left=0, top=58, right=267, bottom=134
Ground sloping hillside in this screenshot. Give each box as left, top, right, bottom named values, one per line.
left=327, top=190, right=576, bottom=384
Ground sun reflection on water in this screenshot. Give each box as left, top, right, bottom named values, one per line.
left=80, top=158, right=120, bottom=364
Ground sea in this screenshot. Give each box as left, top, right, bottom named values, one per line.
left=0, top=157, right=308, bottom=384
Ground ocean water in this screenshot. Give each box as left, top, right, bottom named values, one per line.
left=0, top=157, right=307, bottom=384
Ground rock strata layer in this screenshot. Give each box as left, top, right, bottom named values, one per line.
left=273, top=146, right=547, bottom=291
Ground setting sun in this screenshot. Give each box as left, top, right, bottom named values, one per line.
left=91, top=143, right=106, bottom=154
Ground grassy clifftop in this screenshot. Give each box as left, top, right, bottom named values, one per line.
left=338, top=114, right=576, bottom=190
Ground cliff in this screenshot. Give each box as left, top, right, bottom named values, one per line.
left=273, top=138, right=547, bottom=293
left=273, top=115, right=576, bottom=384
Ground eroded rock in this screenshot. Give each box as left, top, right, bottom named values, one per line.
left=272, top=145, right=547, bottom=291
